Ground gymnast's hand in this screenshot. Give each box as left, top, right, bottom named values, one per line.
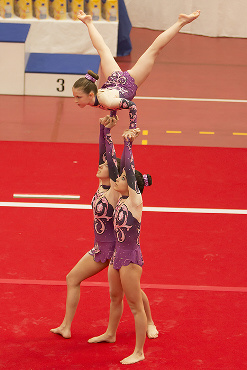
left=99, top=115, right=110, bottom=126
left=77, top=10, right=92, bottom=24
left=100, top=115, right=118, bottom=129
left=122, top=128, right=141, bottom=142
left=105, top=116, right=118, bottom=129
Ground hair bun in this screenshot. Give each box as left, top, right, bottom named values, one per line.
left=143, top=174, right=152, bottom=187
left=87, top=70, right=99, bottom=81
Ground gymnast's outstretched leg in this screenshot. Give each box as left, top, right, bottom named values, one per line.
left=128, top=10, right=200, bottom=87
left=50, top=253, right=109, bottom=338
left=77, top=10, right=121, bottom=80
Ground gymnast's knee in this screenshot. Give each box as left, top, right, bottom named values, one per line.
left=109, top=290, right=124, bottom=305
left=66, top=271, right=79, bottom=287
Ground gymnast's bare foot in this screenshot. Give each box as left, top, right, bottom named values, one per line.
left=120, top=351, right=145, bottom=365
left=147, top=324, right=159, bottom=339
left=88, top=332, right=116, bottom=343
left=50, top=325, right=71, bottom=339
left=178, top=10, right=200, bottom=26
left=77, top=10, right=92, bottom=24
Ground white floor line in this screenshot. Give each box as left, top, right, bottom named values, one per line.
left=13, top=194, right=80, bottom=200
left=134, top=96, right=247, bottom=103
left=0, top=202, right=247, bottom=214
left=0, top=201, right=91, bottom=210
left=0, top=278, right=247, bottom=292
left=143, top=206, right=247, bottom=215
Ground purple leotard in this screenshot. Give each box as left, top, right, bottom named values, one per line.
left=105, top=127, right=144, bottom=270
left=89, top=187, right=115, bottom=263
left=101, top=71, right=138, bottom=101
left=94, top=71, right=138, bottom=129
left=111, top=198, right=144, bottom=270
left=88, top=124, right=115, bottom=263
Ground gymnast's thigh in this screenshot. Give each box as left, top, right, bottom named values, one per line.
left=67, top=252, right=109, bottom=284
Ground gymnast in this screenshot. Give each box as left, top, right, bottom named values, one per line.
left=88, top=119, right=154, bottom=365
left=72, top=9, right=200, bottom=126
left=50, top=116, right=157, bottom=340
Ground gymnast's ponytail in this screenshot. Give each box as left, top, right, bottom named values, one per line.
left=135, top=171, right=152, bottom=194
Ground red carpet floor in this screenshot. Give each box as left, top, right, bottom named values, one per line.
left=1, top=141, right=247, bottom=208
left=1, top=142, right=247, bottom=369
left=1, top=284, right=246, bottom=370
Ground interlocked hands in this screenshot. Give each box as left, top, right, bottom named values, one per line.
left=99, top=115, right=119, bottom=129
left=100, top=115, right=140, bottom=142
left=122, top=128, right=141, bottom=142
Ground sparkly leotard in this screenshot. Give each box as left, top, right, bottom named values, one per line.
left=111, top=197, right=144, bottom=270
left=88, top=124, right=116, bottom=263
left=94, top=71, right=138, bottom=129
left=89, top=119, right=137, bottom=264
left=101, top=71, right=138, bottom=101
left=89, top=187, right=115, bottom=263
left=104, top=128, right=144, bottom=270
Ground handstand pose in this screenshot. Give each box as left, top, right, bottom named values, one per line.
left=50, top=117, right=157, bottom=340
left=88, top=121, right=155, bottom=364
left=73, top=9, right=200, bottom=127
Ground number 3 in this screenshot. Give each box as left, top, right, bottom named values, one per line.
left=57, top=79, right=65, bottom=92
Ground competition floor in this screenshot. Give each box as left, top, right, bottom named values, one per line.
left=1, top=28, right=247, bottom=369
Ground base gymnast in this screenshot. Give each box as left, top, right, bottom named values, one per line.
left=72, top=9, right=200, bottom=127
left=88, top=119, right=155, bottom=365
left=50, top=116, right=158, bottom=340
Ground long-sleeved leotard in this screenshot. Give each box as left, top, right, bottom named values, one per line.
left=101, top=71, right=137, bottom=101
left=88, top=124, right=116, bottom=263
left=110, top=138, right=144, bottom=270
left=89, top=118, right=139, bottom=263
left=94, top=71, right=138, bottom=129
left=120, top=138, right=140, bottom=193
left=104, top=126, right=118, bottom=183
left=98, top=122, right=106, bottom=165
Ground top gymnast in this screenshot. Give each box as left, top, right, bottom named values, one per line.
left=73, top=9, right=200, bottom=127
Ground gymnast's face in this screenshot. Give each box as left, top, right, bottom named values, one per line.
left=114, top=170, right=128, bottom=195
left=96, top=161, right=109, bottom=179
left=72, top=87, right=94, bottom=108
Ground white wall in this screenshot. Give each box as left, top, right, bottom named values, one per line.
left=124, top=0, right=247, bottom=38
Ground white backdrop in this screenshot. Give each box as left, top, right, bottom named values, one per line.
left=124, top=0, right=247, bottom=38
left=0, top=16, right=118, bottom=55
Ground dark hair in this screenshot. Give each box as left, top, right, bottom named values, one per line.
left=135, top=171, right=152, bottom=194
left=116, top=158, right=121, bottom=174
left=73, top=70, right=99, bottom=95
left=116, top=158, right=151, bottom=194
